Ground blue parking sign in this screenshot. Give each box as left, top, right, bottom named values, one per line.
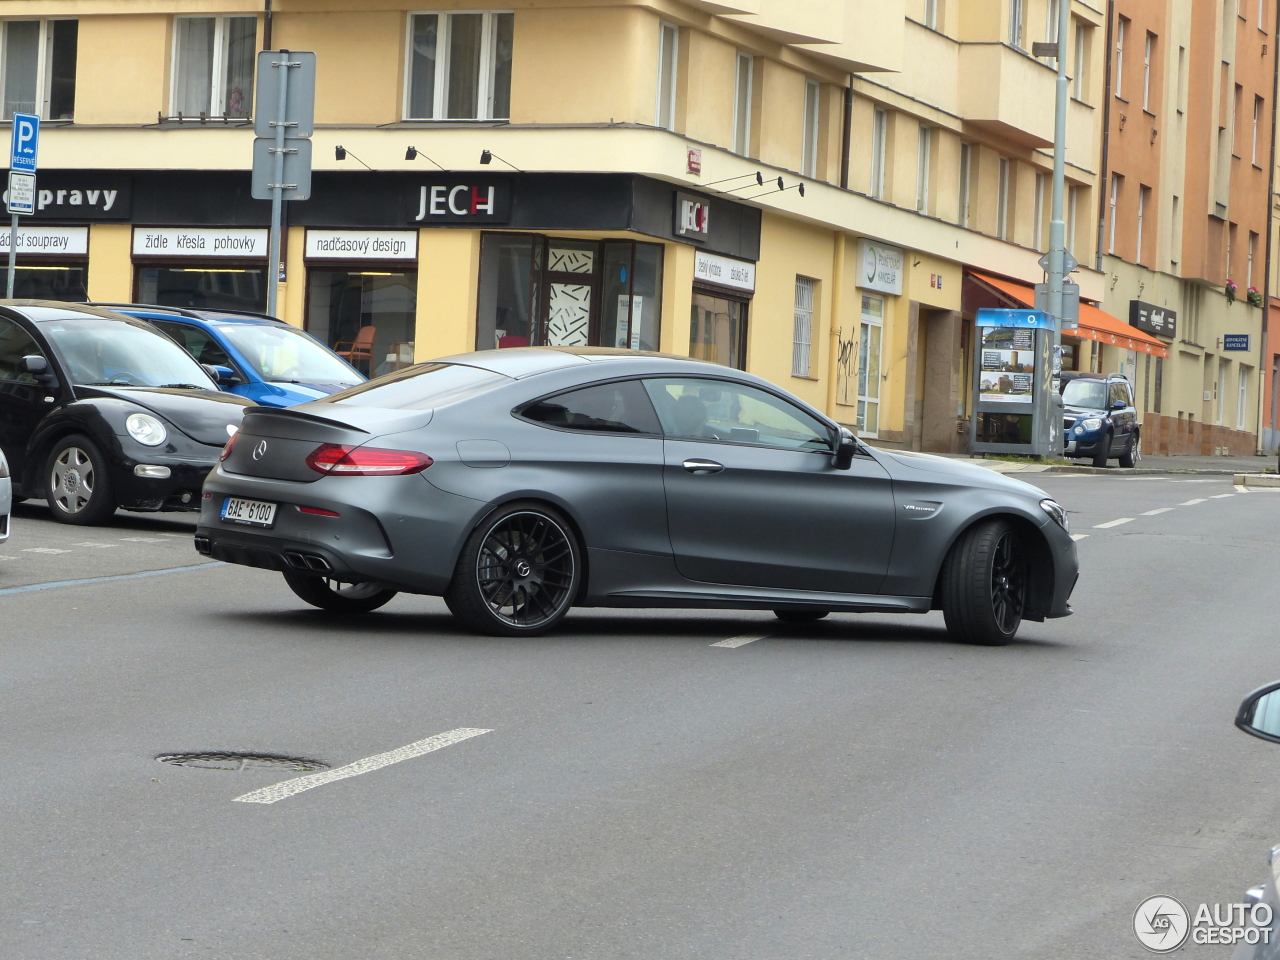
left=10, top=113, right=38, bottom=173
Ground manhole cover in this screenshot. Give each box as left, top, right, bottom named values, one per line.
left=156, top=752, right=328, bottom=772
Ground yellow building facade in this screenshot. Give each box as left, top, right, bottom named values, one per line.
left=0, top=0, right=1110, bottom=450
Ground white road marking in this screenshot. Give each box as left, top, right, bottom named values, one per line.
left=1210, top=493, right=1235, bottom=498
left=711, top=635, right=768, bottom=648
left=0, top=555, right=16, bottom=561
left=1070, top=534, right=1089, bottom=541
left=22, top=547, right=70, bottom=554
left=1141, top=508, right=1175, bottom=516
left=1093, top=518, right=1133, bottom=528
left=232, top=728, right=493, bottom=805
left=73, top=541, right=115, bottom=548
left=1180, top=499, right=1206, bottom=505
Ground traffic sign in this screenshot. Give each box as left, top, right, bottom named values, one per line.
left=10, top=113, right=39, bottom=173
left=7, top=172, right=34, bottom=215
left=251, top=137, right=312, bottom=201
left=254, top=50, right=315, bottom=139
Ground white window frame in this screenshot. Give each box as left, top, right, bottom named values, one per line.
left=170, top=14, right=258, bottom=119
left=1239, top=367, right=1250, bottom=429
left=1073, top=23, right=1086, bottom=101
left=915, top=124, right=931, bottom=213
left=1254, top=95, right=1263, bottom=164
left=792, top=275, right=816, bottom=378
left=1067, top=183, right=1079, bottom=253
left=1046, top=0, right=1061, bottom=47
left=1108, top=173, right=1121, bottom=253
left=1142, top=32, right=1153, bottom=112
left=656, top=21, right=678, bottom=131
left=1034, top=171, right=1047, bottom=249
left=997, top=157, right=1011, bottom=240
left=1136, top=184, right=1149, bottom=264
left=1260, top=0, right=1267, bottom=29
left=1115, top=17, right=1126, bottom=100
left=0, top=18, right=77, bottom=121
left=857, top=294, right=884, bottom=438
left=402, top=10, right=513, bottom=121
left=924, top=0, right=939, bottom=30
left=802, top=79, right=820, bottom=178
left=1008, top=0, right=1024, bottom=48
left=959, top=142, right=972, bottom=227
left=733, top=52, right=753, bottom=156
left=871, top=107, right=887, bottom=200
left=1249, top=230, right=1257, bottom=287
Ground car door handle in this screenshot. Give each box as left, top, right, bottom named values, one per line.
left=682, top=458, right=724, bottom=474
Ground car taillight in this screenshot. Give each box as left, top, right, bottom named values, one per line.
left=305, top=443, right=433, bottom=476
left=218, top=431, right=238, bottom=462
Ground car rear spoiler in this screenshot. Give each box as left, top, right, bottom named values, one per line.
left=241, top=405, right=434, bottom=441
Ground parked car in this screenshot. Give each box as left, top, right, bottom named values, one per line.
left=1060, top=371, right=1140, bottom=467
left=1230, top=682, right=1280, bottom=958
left=0, top=446, right=10, bottom=543
left=0, top=302, right=254, bottom=525
left=92, top=304, right=364, bottom=407
left=197, top=346, right=1078, bottom=642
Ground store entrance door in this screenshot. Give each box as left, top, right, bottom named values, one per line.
left=540, top=241, right=599, bottom=346
left=306, top=269, right=417, bottom=377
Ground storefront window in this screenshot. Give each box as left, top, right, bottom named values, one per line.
left=9, top=265, right=86, bottom=300
left=857, top=294, right=883, bottom=437
left=689, top=293, right=746, bottom=369
left=601, top=242, right=662, bottom=351
left=477, top=234, right=539, bottom=349
left=307, top=270, right=417, bottom=378
left=138, top=267, right=266, bottom=313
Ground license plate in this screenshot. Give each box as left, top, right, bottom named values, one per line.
left=221, top=496, right=277, bottom=527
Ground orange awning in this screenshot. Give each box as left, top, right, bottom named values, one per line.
left=967, top=271, right=1169, bottom=358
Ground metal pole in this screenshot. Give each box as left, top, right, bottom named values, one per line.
left=1046, top=0, right=1071, bottom=350
left=266, top=51, right=289, bottom=318
left=6, top=212, right=16, bottom=298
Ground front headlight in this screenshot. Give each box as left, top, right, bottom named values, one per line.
left=0, top=451, right=8, bottom=479
left=1081, top=418, right=1103, bottom=431
left=1040, top=498, right=1069, bottom=533
left=126, top=413, right=168, bottom=446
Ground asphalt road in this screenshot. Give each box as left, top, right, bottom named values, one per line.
left=2, top=474, right=1279, bottom=959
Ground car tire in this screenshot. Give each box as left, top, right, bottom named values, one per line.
left=281, top=570, right=397, bottom=613
left=444, top=501, right=582, bottom=637
left=1091, top=432, right=1112, bottom=468
left=939, top=518, right=1027, bottom=646
left=45, top=434, right=116, bottom=525
left=1118, top=433, right=1139, bottom=468
left=773, top=610, right=829, bottom=622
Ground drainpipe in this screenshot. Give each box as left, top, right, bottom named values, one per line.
left=1259, top=2, right=1279, bottom=456
left=826, top=232, right=846, bottom=419
left=1095, top=0, right=1115, bottom=274
left=263, top=0, right=273, bottom=50
left=840, top=75, right=853, bottom=190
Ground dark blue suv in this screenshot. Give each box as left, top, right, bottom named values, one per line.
left=1061, top=372, right=1140, bottom=467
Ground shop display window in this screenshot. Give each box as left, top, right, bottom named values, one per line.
left=307, top=270, right=417, bottom=378
left=477, top=234, right=663, bottom=353
left=689, top=293, right=746, bottom=369
left=9, top=265, right=86, bottom=301
left=138, top=267, right=266, bottom=313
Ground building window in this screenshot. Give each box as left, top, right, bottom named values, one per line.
left=802, top=80, right=820, bottom=178
left=1136, top=185, right=1150, bottom=264
left=1260, top=0, right=1267, bottom=29
left=1067, top=184, right=1080, bottom=254
left=1073, top=22, right=1087, bottom=101
left=792, top=276, right=815, bottom=377
left=1046, top=0, right=1061, bottom=45
left=958, top=142, right=972, bottom=227
left=1170, top=194, right=1181, bottom=271
left=1034, top=171, right=1047, bottom=249
left=405, top=11, right=514, bottom=121
left=690, top=293, right=747, bottom=369
left=1177, top=46, right=1186, bottom=114
left=1142, top=33, right=1154, bottom=112
left=997, top=158, right=1011, bottom=240
left=1254, top=96, right=1264, bottom=164
left=1249, top=230, right=1257, bottom=288
left=656, top=21, right=678, bottom=131
left=1240, top=367, right=1250, bottom=429
left=1115, top=17, right=1127, bottom=99
left=915, top=124, right=931, bottom=214
left=924, top=0, right=939, bottom=30
left=1233, top=83, right=1243, bottom=155
left=871, top=107, right=887, bottom=200
left=0, top=19, right=77, bottom=121
left=172, top=15, right=256, bottom=119
left=1008, top=0, right=1024, bottom=48
left=733, top=53, right=753, bottom=156
left=857, top=294, right=883, bottom=437
left=1108, top=173, right=1121, bottom=254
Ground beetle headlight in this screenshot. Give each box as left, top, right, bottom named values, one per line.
left=1081, top=418, right=1102, bottom=431
left=126, top=413, right=168, bottom=446
left=1040, top=498, right=1069, bottom=533
left=0, top=450, right=8, bottom=479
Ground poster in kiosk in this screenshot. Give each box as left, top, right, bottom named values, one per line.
left=970, top=308, right=1061, bottom=457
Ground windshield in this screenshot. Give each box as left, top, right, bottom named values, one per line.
left=1061, top=379, right=1109, bottom=409
left=320, top=363, right=510, bottom=409
left=218, top=323, right=362, bottom=385
left=43, top=319, right=217, bottom=389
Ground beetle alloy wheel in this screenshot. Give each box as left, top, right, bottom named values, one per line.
left=475, top=511, right=576, bottom=628
left=50, top=446, right=96, bottom=515
left=988, top=530, right=1026, bottom=635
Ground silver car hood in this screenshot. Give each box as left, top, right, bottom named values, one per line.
left=871, top=447, right=1050, bottom=499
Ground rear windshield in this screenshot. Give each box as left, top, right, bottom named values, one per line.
left=318, top=363, right=510, bottom=409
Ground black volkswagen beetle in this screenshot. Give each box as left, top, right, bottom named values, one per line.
left=0, top=302, right=253, bottom=525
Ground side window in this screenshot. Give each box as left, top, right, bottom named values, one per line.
left=1109, top=381, right=1128, bottom=408
left=521, top=379, right=662, bottom=435
left=643, top=377, right=834, bottom=452
left=152, top=321, right=234, bottom=369
left=0, top=317, right=42, bottom=382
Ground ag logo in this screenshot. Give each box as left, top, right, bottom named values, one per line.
left=1133, top=895, right=1190, bottom=952
left=252, top=440, right=268, bottom=461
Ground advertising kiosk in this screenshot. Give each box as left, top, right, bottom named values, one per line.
left=970, top=308, right=1062, bottom=458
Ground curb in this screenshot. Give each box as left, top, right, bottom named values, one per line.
left=1235, top=474, right=1280, bottom=487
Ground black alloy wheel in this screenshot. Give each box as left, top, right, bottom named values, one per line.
left=45, top=433, right=116, bottom=525
left=939, top=518, right=1028, bottom=646
left=445, top=503, right=581, bottom=636
left=1118, top=433, right=1140, bottom=468
left=281, top=570, right=398, bottom=613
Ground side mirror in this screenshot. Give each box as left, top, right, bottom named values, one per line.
left=1112, top=400, right=1126, bottom=410
left=202, top=363, right=244, bottom=386
left=19, top=354, right=57, bottom=387
left=832, top=427, right=857, bottom=470
left=1236, top=681, right=1280, bottom=744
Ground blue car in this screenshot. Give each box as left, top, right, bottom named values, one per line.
left=1060, top=371, right=1140, bottom=468
left=94, top=305, right=365, bottom=407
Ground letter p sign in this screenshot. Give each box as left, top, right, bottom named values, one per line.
left=10, top=113, right=39, bottom=173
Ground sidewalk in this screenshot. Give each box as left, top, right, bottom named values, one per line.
left=935, top=452, right=1276, bottom=476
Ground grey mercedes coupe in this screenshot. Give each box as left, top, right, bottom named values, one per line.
left=195, top=347, right=1077, bottom=643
